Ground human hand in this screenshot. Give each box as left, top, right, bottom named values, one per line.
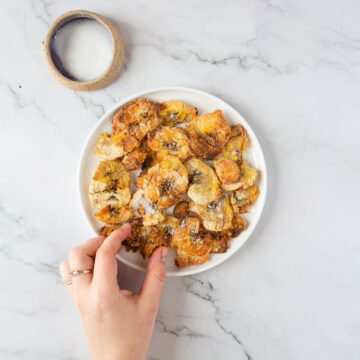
left=59, top=224, right=167, bottom=360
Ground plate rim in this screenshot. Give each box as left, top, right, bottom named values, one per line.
left=77, top=86, right=268, bottom=276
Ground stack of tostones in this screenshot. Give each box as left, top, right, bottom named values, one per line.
left=91, top=97, right=259, bottom=267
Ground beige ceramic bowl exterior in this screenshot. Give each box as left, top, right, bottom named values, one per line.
left=43, top=10, right=124, bottom=91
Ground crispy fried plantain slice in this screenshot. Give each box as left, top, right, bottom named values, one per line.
left=208, top=231, right=230, bottom=253
left=94, top=133, right=123, bottom=160
left=186, top=110, right=230, bottom=159
left=94, top=132, right=139, bottom=160
left=216, top=131, right=249, bottom=166
left=173, top=201, right=191, bottom=219
left=89, top=186, right=131, bottom=210
left=147, top=126, right=192, bottom=161
left=188, top=110, right=230, bottom=148
left=121, top=224, right=143, bottom=252
left=221, top=160, right=258, bottom=191
left=121, top=147, right=147, bottom=171
left=173, top=200, right=200, bottom=221
left=171, top=216, right=212, bottom=268
left=95, top=205, right=132, bottom=224
left=213, top=157, right=241, bottom=184
left=208, top=215, right=246, bottom=252
left=129, top=189, right=165, bottom=226
left=187, top=133, right=221, bottom=160
left=99, top=224, right=121, bottom=237
left=159, top=100, right=198, bottom=125
left=190, top=195, right=233, bottom=232
left=220, top=136, right=245, bottom=164
left=139, top=155, right=189, bottom=209
left=230, top=183, right=259, bottom=213
left=123, top=225, right=166, bottom=258
left=185, top=158, right=221, bottom=205
left=89, top=160, right=131, bottom=210
left=228, top=215, right=246, bottom=237
left=229, top=124, right=249, bottom=148
left=214, top=125, right=249, bottom=185
left=92, top=160, right=130, bottom=188
left=226, top=132, right=249, bottom=155
left=112, top=98, right=161, bottom=141
left=157, top=216, right=180, bottom=246
left=135, top=154, right=166, bottom=188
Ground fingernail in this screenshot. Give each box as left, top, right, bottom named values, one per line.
left=160, top=247, right=168, bottom=263
left=122, top=223, right=131, bottom=231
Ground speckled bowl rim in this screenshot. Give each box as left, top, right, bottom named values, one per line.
left=77, top=86, right=268, bottom=276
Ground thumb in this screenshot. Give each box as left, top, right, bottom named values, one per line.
left=139, top=247, right=167, bottom=313
left=92, top=223, right=131, bottom=289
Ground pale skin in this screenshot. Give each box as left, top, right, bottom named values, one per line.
left=59, top=223, right=167, bottom=360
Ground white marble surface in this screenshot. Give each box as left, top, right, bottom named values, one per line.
left=0, top=0, right=360, bottom=359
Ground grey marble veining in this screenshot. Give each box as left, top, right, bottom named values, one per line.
left=1, top=0, right=360, bottom=359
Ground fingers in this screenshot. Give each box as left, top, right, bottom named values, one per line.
left=139, top=247, right=167, bottom=314
left=92, top=224, right=131, bottom=290
left=68, top=235, right=105, bottom=290
left=59, top=259, right=73, bottom=296
left=75, top=235, right=107, bottom=257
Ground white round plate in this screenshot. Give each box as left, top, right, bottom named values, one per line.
left=78, top=87, right=267, bottom=276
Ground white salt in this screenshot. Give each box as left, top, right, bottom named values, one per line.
left=53, top=19, right=112, bottom=82
left=131, top=191, right=157, bottom=215
left=138, top=195, right=156, bottom=215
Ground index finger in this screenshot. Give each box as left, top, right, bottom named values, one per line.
left=92, top=224, right=131, bottom=291
left=74, top=235, right=106, bottom=258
